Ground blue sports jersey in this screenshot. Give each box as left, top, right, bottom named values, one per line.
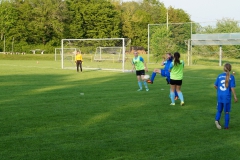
left=164, top=57, right=173, bottom=71
left=214, top=73, right=235, bottom=103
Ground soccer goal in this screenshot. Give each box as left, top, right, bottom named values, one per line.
left=94, top=47, right=123, bottom=61
left=61, top=38, right=131, bottom=72
left=54, top=48, right=77, bottom=61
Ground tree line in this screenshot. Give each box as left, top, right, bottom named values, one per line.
left=0, top=0, right=191, bottom=53
left=0, top=0, right=239, bottom=58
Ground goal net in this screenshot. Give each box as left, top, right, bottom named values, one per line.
left=94, top=47, right=123, bottom=61
left=54, top=48, right=77, bottom=61
left=61, top=38, right=131, bottom=72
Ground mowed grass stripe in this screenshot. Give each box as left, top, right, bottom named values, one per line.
left=0, top=60, right=240, bottom=160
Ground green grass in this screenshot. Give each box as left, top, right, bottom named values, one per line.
left=1, top=57, right=240, bottom=160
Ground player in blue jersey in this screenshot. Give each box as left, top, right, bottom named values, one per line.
left=214, top=63, right=238, bottom=130
left=147, top=53, right=173, bottom=84
left=147, top=53, right=178, bottom=99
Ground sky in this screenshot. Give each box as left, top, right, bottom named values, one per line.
left=123, top=0, right=240, bottom=23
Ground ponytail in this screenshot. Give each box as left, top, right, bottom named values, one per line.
left=224, top=63, right=232, bottom=88
left=173, top=52, right=181, bottom=66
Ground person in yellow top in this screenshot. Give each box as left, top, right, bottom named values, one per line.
left=75, top=51, right=83, bottom=72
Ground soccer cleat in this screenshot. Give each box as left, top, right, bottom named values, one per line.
left=175, top=96, right=178, bottom=100
left=224, top=127, right=229, bottom=130
left=170, top=103, right=175, bottom=105
left=137, top=89, right=142, bottom=91
left=146, top=88, right=149, bottom=91
left=147, top=80, right=153, bottom=84
left=215, top=121, right=222, bottom=129
left=180, top=101, right=184, bottom=106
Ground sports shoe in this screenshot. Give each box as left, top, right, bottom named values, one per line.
left=146, top=88, right=149, bottom=91
left=215, top=121, right=222, bottom=129
left=224, top=127, right=229, bottom=130
left=175, top=96, right=178, bottom=100
left=137, top=89, right=142, bottom=91
left=180, top=101, right=184, bottom=106
left=170, top=103, right=175, bottom=105
left=147, top=80, right=153, bottom=84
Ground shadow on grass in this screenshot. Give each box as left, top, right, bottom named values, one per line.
left=0, top=65, right=240, bottom=160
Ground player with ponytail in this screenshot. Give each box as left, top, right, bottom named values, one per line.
left=214, top=63, right=238, bottom=130
left=169, top=52, right=184, bottom=106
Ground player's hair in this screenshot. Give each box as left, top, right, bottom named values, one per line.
left=173, top=52, right=181, bottom=66
left=224, top=63, right=232, bottom=88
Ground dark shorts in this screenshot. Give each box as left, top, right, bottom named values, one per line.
left=170, top=79, right=182, bottom=86
left=136, top=70, right=145, bottom=76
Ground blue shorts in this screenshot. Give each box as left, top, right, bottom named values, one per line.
left=160, top=69, right=170, bottom=77
left=217, top=102, right=231, bottom=112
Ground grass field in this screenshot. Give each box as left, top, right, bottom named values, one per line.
left=1, top=55, right=240, bottom=160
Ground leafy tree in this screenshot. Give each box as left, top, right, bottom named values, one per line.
left=0, top=0, right=18, bottom=52
left=167, top=7, right=191, bottom=53
left=150, top=26, right=176, bottom=61
left=66, top=0, right=121, bottom=39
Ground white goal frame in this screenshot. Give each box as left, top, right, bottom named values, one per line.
left=61, top=38, right=126, bottom=72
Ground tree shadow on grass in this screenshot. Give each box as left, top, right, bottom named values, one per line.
left=0, top=66, right=240, bottom=159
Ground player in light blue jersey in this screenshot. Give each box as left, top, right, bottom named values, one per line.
left=214, top=63, right=238, bottom=130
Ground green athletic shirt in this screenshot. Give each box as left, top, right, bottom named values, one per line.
left=132, top=56, right=145, bottom=71
left=170, top=60, right=184, bottom=80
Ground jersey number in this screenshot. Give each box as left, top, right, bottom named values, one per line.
left=220, top=80, right=226, bottom=91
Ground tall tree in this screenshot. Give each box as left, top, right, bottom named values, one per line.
left=66, top=0, right=121, bottom=39
left=0, top=0, right=18, bottom=52
left=151, top=26, right=176, bottom=60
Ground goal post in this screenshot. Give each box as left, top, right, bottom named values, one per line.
left=61, top=38, right=131, bottom=72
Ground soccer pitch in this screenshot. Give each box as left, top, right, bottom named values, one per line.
left=1, top=59, right=240, bottom=160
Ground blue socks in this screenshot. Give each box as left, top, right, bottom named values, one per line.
left=170, top=91, right=175, bottom=103
left=225, top=113, right=229, bottom=128
left=175, top=90, right=178, bottom=97
left=215, top=111, right=221, bottom=121
left=143, top=81, right=148, bottom=89
left=138, top=81, right=142, bottom=90
left=177, top=91, right=184, bottom=102
left=150, top=72, right=156, bottom=82
left=137, top=81, right=148, bottom=90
